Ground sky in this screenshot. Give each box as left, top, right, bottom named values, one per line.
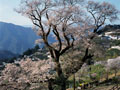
left=0, top=0, right=32, bottom=26
left=0, top=0, right=120, bottom=26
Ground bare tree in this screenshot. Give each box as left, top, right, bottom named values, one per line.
left=16, top=0, right=118, bottom=90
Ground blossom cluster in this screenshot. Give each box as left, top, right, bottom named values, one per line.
left=0, top=58, right=55, bottom=89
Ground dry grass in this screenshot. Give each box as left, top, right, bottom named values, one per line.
left=88, top=85, right=115, bottom=90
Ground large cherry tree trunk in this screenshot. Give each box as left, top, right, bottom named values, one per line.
left=48, top=80, right=53, bottom=90
left=54, top=54, right=66, bottom=90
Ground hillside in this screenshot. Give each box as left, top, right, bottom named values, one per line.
left=0, top=50, right=17, bottom=59
left=98, top=25, right=120, bottom=39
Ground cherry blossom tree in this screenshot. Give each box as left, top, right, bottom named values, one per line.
left=106, top=56, right=120, bottom=77
left=15, top=0, right=119, bottom=89
left=0, top=58, right=55, bottom=90
left=87, top=1, right=119, bottom=36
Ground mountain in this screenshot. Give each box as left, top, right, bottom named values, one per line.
left=0, top=21, right=39, bottom=54
left=0, top=21, right=56, bottom=55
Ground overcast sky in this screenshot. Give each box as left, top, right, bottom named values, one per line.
left=0, top=0, right=120, bottom=26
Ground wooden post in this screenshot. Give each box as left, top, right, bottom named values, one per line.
left=73, top=74, right=76, bottom=90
